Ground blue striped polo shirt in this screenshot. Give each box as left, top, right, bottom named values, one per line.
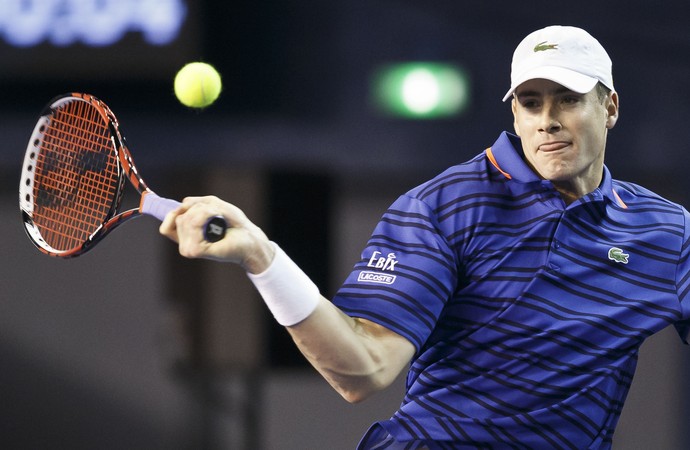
left=332, top=131, right=690, bottom=449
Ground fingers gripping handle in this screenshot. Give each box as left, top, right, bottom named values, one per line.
left=140, top=192, right=227, bottom=242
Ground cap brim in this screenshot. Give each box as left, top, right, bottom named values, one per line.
left=502, top=66, right=599, bottom=102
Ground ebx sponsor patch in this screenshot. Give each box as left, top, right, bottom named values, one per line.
left=358, top=251, right=398, bottom=285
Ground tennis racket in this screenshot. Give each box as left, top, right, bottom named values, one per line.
left=19, top=92, right=227, bottom=258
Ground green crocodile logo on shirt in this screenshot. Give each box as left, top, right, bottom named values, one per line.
left=533, top=41, right=558, bottom=52
left=608, top=247, right=629, bottom=264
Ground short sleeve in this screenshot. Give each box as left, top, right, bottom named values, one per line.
left=674, top=207, right=690, bottom=343
left=332, top=194, right=457, bottom=351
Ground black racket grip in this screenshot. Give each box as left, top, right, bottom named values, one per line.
left=203, top=216, right=228, bottom=242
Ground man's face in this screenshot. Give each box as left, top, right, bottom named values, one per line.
left=511, top=78, right=619, bottom=199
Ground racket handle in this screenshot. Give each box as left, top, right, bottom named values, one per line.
left=140, top=192, right=227, bottom=242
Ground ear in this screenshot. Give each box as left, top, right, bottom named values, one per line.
left=511, top=97, right=521, bottom=135
left=605, top=91, right=619, bottom=129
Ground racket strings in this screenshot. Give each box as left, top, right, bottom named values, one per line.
left=32, top=100, right=120, bottom=251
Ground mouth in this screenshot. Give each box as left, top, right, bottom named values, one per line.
left=538, top=141, right=571, bottom=152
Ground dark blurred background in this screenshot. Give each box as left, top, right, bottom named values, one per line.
left=2, top=1, right=690, bottom=449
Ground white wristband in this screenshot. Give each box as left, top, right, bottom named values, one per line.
left=247, top=242, right=320, bottom=326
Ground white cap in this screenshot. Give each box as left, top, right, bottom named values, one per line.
left=502, top=25, right=614, bottom=102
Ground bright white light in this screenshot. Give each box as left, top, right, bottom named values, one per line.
left=401, top=69, right=441, bottom=114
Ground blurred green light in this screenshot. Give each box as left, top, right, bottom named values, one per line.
left=372, top=62, right=470, bottom=119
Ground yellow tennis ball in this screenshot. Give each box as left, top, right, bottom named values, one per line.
left=174, top=62, right=222, bottom=108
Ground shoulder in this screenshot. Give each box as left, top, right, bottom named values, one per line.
left=403, top=151, right=496, bottom=206
left=612, top=179, right=690, bottom=230
left=613, top=180, right=685, bottom=212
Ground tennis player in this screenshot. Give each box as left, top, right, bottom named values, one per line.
left=160, top=25, right=690, bottom=449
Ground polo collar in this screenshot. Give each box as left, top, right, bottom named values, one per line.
left=486, top=131, right=627, bottom=209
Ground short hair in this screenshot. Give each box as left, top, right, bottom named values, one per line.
left=596, top=82, right=612, bottom=102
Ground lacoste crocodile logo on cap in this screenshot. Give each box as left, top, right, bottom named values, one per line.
left=608, top=247, right=629, bottom=264
left=533, top=41, right=559, bottom=52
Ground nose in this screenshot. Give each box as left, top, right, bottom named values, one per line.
left=539, top=105, right=562, bottom=133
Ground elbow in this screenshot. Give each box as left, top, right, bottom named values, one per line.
left=330, top=375, right=389, bottom=404
left=338, top=387, right=375, bottom=404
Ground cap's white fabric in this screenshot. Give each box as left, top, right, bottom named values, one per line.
left=503, top=26, right=614, bottom=102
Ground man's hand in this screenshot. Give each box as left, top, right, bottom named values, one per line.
left=159, top=195, right=274, bottom=273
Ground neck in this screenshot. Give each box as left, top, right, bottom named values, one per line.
left=551, top=177, right=600, bottom=205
